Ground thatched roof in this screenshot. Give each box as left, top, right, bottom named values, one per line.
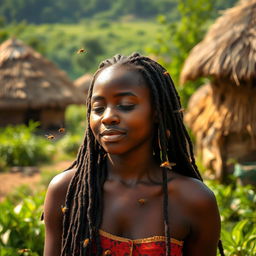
left=0, top=38, right=85, bottom=109
left=180, top=0, right=256, bottom=86
left=74, top=73, right=93, bottom=95
left=185, top=83, right=256, bottom=180
left=185, top=83, right=256, bottom=140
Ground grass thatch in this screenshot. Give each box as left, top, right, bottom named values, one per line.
left=185, top=83, right=256, bottom=179
left=74, top=74, right=93, bottom=96
left=186, top=83, right=256, bottom=141
left=0, top=38, right=85, bottom=109
left=180, top=0, right=256, bottom=86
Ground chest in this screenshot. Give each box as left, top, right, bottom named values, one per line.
left=101, top=181, right=190, bottom=241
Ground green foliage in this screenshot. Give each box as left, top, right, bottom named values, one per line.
left=0, top=122, right=55, bottom=168
left=0, top=187, right=45, bottom=256
left=221, top=220, right=256, bottom=256
left=0, top=20, right=161, bottom=79
left=0, top=0, right=177, bottom=23
left=56, top=104, right=86, bottom=157
left=206, top=181, right=256, bottom=256
left=57, top=133, right=83, bottom=157
left=65, top=104, right=87, bottom=135
left=72, top=36, right=105, bottom=75
left=0, top=0, right=238, bottom=24
left=207, top=181, right=256, bottom=222
left=147, top=0, right=216, bottom=105
left=147, top=0, right=238, bottom=105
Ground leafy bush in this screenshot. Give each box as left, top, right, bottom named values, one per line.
left=0, top=187, right=45, bottom=256
left=207, top=181, right=256, bottom=256
left=207, top=181, right=256, bottom=222
left=221, top=220, right=256, bottom=256
left=57, top=133, right=83, bottom=156
left=65, top=104, right=87, bottom=135
left=0, top=122, right=55, bottom=168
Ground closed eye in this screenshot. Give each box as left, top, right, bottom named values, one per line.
left=117, top=104, right=136, bottom=111
left=92, top=106, right=105, bottom=114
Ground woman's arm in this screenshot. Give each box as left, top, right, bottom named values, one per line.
left=182, top=179, right=221, bottom=256
left=43, top=169, right=75, bottom=256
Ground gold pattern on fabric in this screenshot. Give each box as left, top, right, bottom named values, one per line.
left=99, top=229, right=184, bottom=246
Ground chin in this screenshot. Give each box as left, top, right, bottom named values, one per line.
left=102, top=144, right=128, bottom=155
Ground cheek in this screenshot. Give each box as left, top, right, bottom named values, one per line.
left=89, top=114, right=100, bottom=138
left=128, top=108, right=154, bottom=134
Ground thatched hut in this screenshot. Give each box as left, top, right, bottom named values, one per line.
left=180, top=0, right=256, bottom=181
left=0, top=38, right=84, bottom=129
left=74, top=73, right=93, bottom=96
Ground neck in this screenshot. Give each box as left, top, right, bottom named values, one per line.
left=106, top=147, right=159, bottom=185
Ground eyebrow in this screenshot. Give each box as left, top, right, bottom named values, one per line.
left=91, top=92, right=137, bottom=101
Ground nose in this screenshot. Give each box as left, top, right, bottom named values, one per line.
left=101, top=106, right=120, bottom=125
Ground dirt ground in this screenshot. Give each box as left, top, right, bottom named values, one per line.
left=0, top=160, right=72, bottom=201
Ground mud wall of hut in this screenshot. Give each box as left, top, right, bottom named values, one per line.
left=0, top=110, right=25, bottom=126
left=0, top=107, right=65, bottom=129
left=40, top=108, right=65, bottom=129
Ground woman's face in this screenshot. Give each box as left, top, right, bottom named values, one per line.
left=90, top=65, right=155, bottom=155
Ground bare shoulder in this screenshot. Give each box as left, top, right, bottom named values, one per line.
left=43, top=169, right=76, bottom=255
left=169, top=173, right=221, bottom=255
left=44, top=168, right=77, bottom=217
left=169, top=172, right=218, bottom=215
left=48, top=168, right=77, bottom=196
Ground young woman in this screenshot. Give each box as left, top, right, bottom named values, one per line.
left=43, top=53, right=223, bottom=256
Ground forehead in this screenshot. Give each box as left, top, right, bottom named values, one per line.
left=92, top=65, right=150, bottom=100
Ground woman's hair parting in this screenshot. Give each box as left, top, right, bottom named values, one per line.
left=60, top=53, right=224, bottom=256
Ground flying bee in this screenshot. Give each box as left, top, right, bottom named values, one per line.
left=77, top=48, right=86, bottom=54
left=58, top=127, right=65, bottom=133
left=61, top=205, right=68, bottom=213
left=138, top=198, right=147, bottom=205
left=45, top=134, right=55, bottom=140
left=160, top=161, right=176, bottom=169
left=83, top=238, right=90, bottom=247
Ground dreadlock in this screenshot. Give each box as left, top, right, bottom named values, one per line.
left=60, top=53, right=224, bottom=256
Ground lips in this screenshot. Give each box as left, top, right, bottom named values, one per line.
left=100, top=129, right=126, bottom=142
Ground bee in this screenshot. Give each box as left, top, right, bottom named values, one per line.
left=77, top=48, right=86, bottom=54
left=103, top=249, right=112, bottom=255
left=163, top=71, right=169, bottom=76
left=138, top=198, right=147, bottom=205
left=45, top=134, right=55, bottom=140
left=61, top=205, right=68, bottom=214
left=160, top=161, right=176, bottom=169
left=58, top=127, right=65, bottom=133
left=83, top=238, right=90, bottom=247
left=18, top=249, right=31, bottom=254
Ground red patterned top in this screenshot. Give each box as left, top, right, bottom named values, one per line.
left=97, top=229, right=183, bottom=256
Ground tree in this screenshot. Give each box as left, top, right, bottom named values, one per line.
left=147, top=0, right=237, bottom=105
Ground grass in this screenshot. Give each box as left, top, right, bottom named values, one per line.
left=1, top=19, right=163, bottom=79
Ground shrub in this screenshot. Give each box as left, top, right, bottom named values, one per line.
left=207, top=181, right=256, bottom=222
left=65, top=105, right=86, bottom=135
left=221, top=220, right=256, bottom=256
left=57, top=133, right=83, bottom=156
left=0, top=187, right=45, bottom=256
left=0, top=122, right=55, bottom=168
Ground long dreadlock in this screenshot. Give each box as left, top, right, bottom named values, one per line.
left=60, top=53, right=224, bottom=256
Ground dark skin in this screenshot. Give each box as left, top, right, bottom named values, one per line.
left=43, top=65, right=221, bottom=256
